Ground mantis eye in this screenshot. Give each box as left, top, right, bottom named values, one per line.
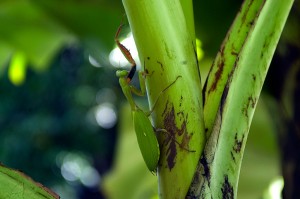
left=116, top=70, right=128, bottom=77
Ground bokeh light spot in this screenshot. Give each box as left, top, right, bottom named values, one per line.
left=263, top=176, right=284, bottom=199
left=94, top=103, right=117, bottom=129
left=58, top=152, right=101, bottom=188
left=89, top=55, right=102, bottom=67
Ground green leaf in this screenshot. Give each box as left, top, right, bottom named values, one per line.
left=0, top=163, right=60, bottom=199
left=0, top=1, right=73, bottom=71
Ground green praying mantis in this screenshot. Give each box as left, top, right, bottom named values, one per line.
left=115, top=22, right=190, bottom=172
left=116, top=69, right=181, bottom=172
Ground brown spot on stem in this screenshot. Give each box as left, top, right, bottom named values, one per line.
left=221, top=175, right=234, bottom=199
left=179, top=95, right=183, bottom=107
left=206, top=44, right=227, bottom=94
left=163, top=102, right=192, bottom=170
left=209, top=59, right=225, bottom=93
left=249, top=18, right=254, bottom=26
left=231, top=151, right=235, bottom=162
left=251, top=97, right=257, bottom=108
left=163, top=104, right=177, bottom=169
left=241, top=0, right=254, bottom=25
left=242, top=96, right=257, bottom=117
left=233, top=133, right=245, bottom=153
left=231, top=51, right=238, bottom=56
left=157, top=61, right=164, bottom=71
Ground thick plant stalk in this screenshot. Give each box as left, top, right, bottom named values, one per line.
left=121, top=0, right=205, bottom=198
left=188, top=0, right=294, bottom=198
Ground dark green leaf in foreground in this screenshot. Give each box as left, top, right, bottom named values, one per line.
left=0, top=163, right=59, bottom=199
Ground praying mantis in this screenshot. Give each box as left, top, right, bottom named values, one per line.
left=115, top=22, right=190, bottom=172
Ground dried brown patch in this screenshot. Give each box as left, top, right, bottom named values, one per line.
left=233, top=133, right=245, bottom=154
left=221, top=175, right=234, bottom=199
left=163, top=104, right=177, bottom=169
left=242, top=96, right=256, bottom=117
left=163, top=102, right=192, bottom=170
left=209, top=58, right=225, bottom=93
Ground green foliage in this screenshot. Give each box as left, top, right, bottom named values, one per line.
left=0, top=0, right=122, bottom=84
left=0, top=164, right=59, bottom=199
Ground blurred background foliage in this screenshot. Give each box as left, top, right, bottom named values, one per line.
left=0, top=0, right=299, bottom=198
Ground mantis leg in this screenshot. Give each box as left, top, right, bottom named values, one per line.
left=130, top=72, right=182, bottom=116
left=115, top=19, right=136, bottom=82
left=146, top=75, right=182, bottom=116
left=130, top=71, right=146, bottom=96
left=115, top=22, right=136, bottom=67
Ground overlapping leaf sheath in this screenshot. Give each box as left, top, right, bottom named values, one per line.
left=188, top=0, right=294, bottom=198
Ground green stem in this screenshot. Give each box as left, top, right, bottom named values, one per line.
left=121, top=0, right=205, bottom=198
